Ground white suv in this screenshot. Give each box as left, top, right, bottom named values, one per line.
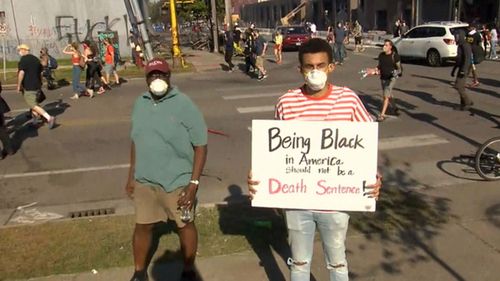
left=392, top=21, right=469, bottom=66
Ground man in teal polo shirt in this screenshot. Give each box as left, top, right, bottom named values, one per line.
left=125, top=58, right=208, bottom=281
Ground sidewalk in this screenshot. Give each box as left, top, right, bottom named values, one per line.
left=4, top=181, right=500, bottom=281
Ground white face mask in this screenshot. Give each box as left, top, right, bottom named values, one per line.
left=305, top=69, right=327, bottom=91
left=149, top=79, right=169, bottom=96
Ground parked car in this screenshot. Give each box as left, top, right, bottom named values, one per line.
left=392, top=21, right=469, bottom=66
left=274, top=25, right=311, bottom=50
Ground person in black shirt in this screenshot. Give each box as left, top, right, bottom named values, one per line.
left=0, top=81, right=15, bottom=158
left=367, top=39, right=403, bottom=121
left=16, top=44, right=56, bottom=129
left=453, top=30, right=473, bottom=110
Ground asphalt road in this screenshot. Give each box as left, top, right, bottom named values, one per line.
left=0, top=48, right=499, bottom=210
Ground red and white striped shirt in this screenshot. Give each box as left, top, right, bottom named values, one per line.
left=275, top=84, right=373, bottom=122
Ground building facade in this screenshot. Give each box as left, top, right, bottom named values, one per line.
left=0, top=0, right=130, bottom=60
left=239, top=0, right=500, bottom=31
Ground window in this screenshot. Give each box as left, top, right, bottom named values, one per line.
left=427, top=27, right=446, bottom=37
left=407, top=27, right=427, bottom=38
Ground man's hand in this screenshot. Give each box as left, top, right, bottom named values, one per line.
left=365, top=173, right=382, bottom=200
left=178, top=184, right=197, bottom=210
left=366, top=68, right=378, bottom=76
left=247, top=170, right=260, bottom=200
left=125, top=181, right=135, bottom=199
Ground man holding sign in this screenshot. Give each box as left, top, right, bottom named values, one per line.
left=249, top=38, right=381, bottom=281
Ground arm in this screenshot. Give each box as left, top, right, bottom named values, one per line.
left=178, top=145, right=208, bottom=209
left=125, top=142, right=136, bottom=198
left=62, top=45, right=73, bottom=55
left=17, top=70, right=25, bottom=92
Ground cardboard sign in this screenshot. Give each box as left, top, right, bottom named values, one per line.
left=251, top=120, right=378, bottom=212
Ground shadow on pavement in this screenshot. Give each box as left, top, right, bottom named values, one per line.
left=6, top=100, right=70, bottom=152
left=349, top=155, right=461, bottom=280
left=216, top=184, right=299, bottom=281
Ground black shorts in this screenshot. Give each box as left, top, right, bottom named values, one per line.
left=355, top=36, right=362, bottom=45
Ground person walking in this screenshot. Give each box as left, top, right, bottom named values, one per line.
left=16, top=44, right=56, bottom=129
left=333, top=22, right=347, bottom=65
left=103, top=38, right=121, bottom=87
left=224, top=27, right=235, bottom=71
left=489, top=24, right=498, bottom=59
left=366, top=39, right=403, bottom=122
left=466, top=24, right=483, bottom=87
left=352, top=20, right=364, bottom=52
left=243, top=25, right=256, bottom=75
left=63, top=42, right=86, bottom=99
left=248, top=38, right=381, bottom=281
left=126, top=58, right=208, bottom=281
left=452, top=30, right=474, bottom=111
left=274, top=30, right=283, bottom=64
left=399, top=21, right=409, bottom=36
left=39, top=47, right=57, bottom=90
left=0, top=81, right=15, bottom=159
left=253, top=29, right=268, bottom=80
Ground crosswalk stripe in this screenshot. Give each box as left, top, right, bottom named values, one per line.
left=237, top=106, right=275, bottom=114
left=379, top=134, right=449, bottom=150
left=223, top=92, right=282, bottom=100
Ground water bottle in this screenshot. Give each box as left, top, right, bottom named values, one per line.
left=180, top=206, right=192, bottom=222
left=359, top=69, right=368, bottom=79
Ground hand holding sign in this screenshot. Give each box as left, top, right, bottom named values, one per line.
left=247, top=170, right=260, bottom=200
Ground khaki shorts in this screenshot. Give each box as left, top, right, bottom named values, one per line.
left=255, top=56, right=264, bottom=68
left=133, top=181, right=195, bottom=228
left=23, top=90, right=38, bottom=108
left=381, top=78, right=396, bottom=98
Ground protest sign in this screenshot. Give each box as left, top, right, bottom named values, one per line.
left=251, top=120, right=378, bottom=212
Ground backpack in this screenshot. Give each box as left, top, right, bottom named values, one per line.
left=48, top=55, right=58, bottom=69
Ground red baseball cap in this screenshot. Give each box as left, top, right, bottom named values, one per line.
left=145, top=58, right=170, bottom=76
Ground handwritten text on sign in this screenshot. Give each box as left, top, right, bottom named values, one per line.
left=251, top=120, right=378, bottom=212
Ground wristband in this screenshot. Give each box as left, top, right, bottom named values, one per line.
left=189, top=179, right=200, bottom=185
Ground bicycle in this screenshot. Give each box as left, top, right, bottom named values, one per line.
left=475, top=136, right=500, bottom=181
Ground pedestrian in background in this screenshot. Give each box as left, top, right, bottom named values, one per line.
left=274, top=30, right=283, bottom=64
left=352, top=20, right=364, bottom=52
left=248, top=38, right=381, bottom=281
left=453, top=30, right=474, bottom=111
left=39, top=47, right=57, bottom=90
left=17, top=44, right=56, bottom=128
left=63, top=42, right=86, bottom=99
left=103, top=38, right=121, bottom=87
left=224, top=27, right=235, bottom=72
left=366, top=39, right=403, bottom=122
left=333, top=21, right=347, bottom=65
left=0, top=81, right=15, bottom=159
left=466, top=24, right=483, bottom=87
left=126, top=58, right=207, bottom=281
left=399, top=21, right=409, bottom=36
left=253, top=29, right=268, bottom=80
left=243, top=25, right=256, bottom=75
left=488, top=23, right=498, bottom=59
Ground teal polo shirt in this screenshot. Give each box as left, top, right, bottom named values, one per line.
left=131, top=87, right=207, bottom=192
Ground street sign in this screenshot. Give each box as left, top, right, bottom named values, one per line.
left=161, top=0, right=195, bottom=9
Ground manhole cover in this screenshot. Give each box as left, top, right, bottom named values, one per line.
left=68, top=208, right=115, bottom=219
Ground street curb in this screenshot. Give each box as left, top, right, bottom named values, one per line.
left=0, top=198, right=249, bottom=229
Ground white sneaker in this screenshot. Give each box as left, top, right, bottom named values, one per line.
left=70, top=94, right=79, bottom=100
left=47, top=116, right=56, bottom=130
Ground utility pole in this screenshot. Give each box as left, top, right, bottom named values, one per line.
left=125, top=0, right=154, bottom=62
left=169, top=0, right=185, bottom=67
left=211, top=0, right=219, bottom=52
left=225, top=0, right=232, bottom=29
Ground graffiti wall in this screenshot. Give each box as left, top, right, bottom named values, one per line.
left=0, top=0, right=130, bottom=60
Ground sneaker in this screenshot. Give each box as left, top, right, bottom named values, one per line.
left=47, top=116, right=56, bottom=130
left=70, top=94, right=79, bottom=100
left=469, top=81, right=480, bottom=87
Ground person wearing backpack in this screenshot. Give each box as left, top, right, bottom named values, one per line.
left=39, top=47, right=57, bottom=90
left=466, top=24, right=483, bottom=87
left=366, top=39, right=403, bottom=122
